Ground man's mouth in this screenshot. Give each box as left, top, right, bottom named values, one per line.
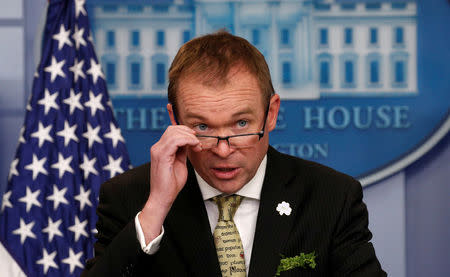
left=211, top=167, right=239, bottom=179
left=215, top=168, right=235, bottom=172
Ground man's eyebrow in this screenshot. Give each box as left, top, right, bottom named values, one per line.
left=184, top=108, right=256, bottom=120
left=231, top=108, right=255, bottom=117
left=183, top=112, right=207, bottom=120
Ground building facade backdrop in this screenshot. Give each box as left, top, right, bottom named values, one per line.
left=89, top=0, right=417, bottom=100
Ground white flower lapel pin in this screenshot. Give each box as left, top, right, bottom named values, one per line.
left=276, top=201, right=292, bottom=216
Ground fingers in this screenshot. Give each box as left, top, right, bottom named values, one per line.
left=151, top=125, right=202, bottom=159
left=175, top=144, right=187, bottom=164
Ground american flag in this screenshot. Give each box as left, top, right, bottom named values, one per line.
left=0, top=0, right=130, bottom=276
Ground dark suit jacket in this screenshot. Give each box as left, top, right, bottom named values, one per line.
left=82, top=147, right=386, bottom=277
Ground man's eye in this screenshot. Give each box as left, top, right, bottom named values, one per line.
left=197, top=124, right=208, bottom=131
left=237, top=120, right=248, bottom=127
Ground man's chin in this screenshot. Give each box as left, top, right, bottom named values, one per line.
left=209, top=179, right=246, bottom=195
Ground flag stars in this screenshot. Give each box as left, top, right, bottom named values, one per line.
left=86, top=58, right=105, bottom=84
left=46, top=184, right=69, bottom=210
left=36, top=249, right=59, bottom=274
left=63, top=89, right=84, bottom=115
left=69, top=58, right=86, bottom=82
left=62, top=248, right=84, bottom=274
left=12, top=218, right=36, bottom=244
left=103, top=155, right=124, bottom=178
left=1, top=0, right=134, bottom=271
left=44, top=56, right=66, bottom=82
left=37, top=89, right=59, bottom=115
left=74, top=186, right=92, bottom=210
left=79, top=154, right=98, bottom=179
left=19, top=126, right=26, bottom=144
left=52, top=24, right=73, bottom=50
left=83, top=123, right=103, bottom=148
left=74, top=0, right=87, bottom=18
left=51, top=153, right=74, bottom=179
left=26, top=93, right=33, bottom=111
left=87, top=32, right=94, bottom=43
left=31, top=122, right=54, bottom=147
left=1, top=191, right=13, bottom=212
left=24, top=154, right=48, bottom=181
left=42, top=217, right=63, bottom=242
left=85, top=90, right=105, bottom=116
left=106, top=99, right=114, bottom=110
left=68, top=216, right=88, bottom=242
left=19, top=187, right=41, bottom=212
left=57, top=121, right=79, bottom=147
left=72, top=25, right=87, bottom=49
left=104, top=123, right=125, bottom=148
left=8, top=158, right=19, bottom=181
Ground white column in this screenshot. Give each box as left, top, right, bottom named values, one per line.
left=269, top=2, right=279, bottom=87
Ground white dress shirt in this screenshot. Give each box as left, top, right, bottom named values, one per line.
left=135, top=155, right=267, bottom=275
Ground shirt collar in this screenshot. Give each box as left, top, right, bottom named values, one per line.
left=195, top=155, right=267, bottom=201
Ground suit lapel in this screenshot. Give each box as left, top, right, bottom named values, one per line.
left=165, top=164, right=221, bottom=277
left=248, top=147, right=306, bottom=277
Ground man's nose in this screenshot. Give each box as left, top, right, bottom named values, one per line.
left=211, top=139, right=234, bottom=158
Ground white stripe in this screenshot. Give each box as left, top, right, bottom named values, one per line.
left=360, top=115, right=450, bottom=187
left=0, top=243, right=27, bottom=277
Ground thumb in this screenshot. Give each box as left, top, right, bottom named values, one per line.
left=175, top=145, right=188, bottom=164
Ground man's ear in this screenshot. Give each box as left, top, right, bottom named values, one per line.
left=266, top=94, right=280, bottom=132
left=167, top=103, right=177, bottom=125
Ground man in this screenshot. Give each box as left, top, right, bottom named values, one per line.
left=82, top=31, right=386, bottom=277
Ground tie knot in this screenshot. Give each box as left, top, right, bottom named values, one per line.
left=212, top=195, right=243, bottom=221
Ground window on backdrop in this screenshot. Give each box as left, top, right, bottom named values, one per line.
left=366, top=53, right=382, bottom=88
left=127, top=54, right=143, bottom=90
left=106, top=30, right=115, bottom=48
left=156, top=30, right=165, bottom=47
left=282, top=62, right=291, bottom=85
left=182, top=30, right=191, bottom=44
left=280, top=28, right=290, bottom=46
left=390, top=52, right=408, bottom=88
left=102, top=54, right=119, bottom=90
left=252, top=29, right=260, bottom=46
left=344, top=28, right=353, bottom=46
left=151, top=54, right=168, bottom=90
left=130, top=30, right=140, bottom=49
left=340, top=53, right=358, bottom=88
left=317, top=53, right=333, bottom=88
left=319, top=28, right=328, bottom=47
left=369, top=28, right=378, bottom=46
left=394, top=27, right=405, bottom=47
left=131, top=63, right=140, bottom=85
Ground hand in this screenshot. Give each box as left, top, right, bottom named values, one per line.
left=139, top=125, right=202, bottom=243
left=149, top=125, right=202, bottom=207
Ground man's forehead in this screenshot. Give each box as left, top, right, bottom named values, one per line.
left=174, top=65, right=266, bottom=119
left=182, top=105, right=257, bottom=120
left=177, top=90, right=263, bottom=125
left=178, top=72, right=262, bottom=97
left=179, top=63, right=254, bottom=87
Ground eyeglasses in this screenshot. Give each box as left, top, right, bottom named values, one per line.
left=196, top=130, right=264, bottom=149
left=195, top=104, right=270, bottom=149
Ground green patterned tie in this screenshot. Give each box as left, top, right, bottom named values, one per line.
left=212, top=195, right=246, bottom=277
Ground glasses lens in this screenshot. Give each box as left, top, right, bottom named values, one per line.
left=229, top=134, right=260, bottom=149
left=197, top=137, right=218, bottom=149
left=196, top=133, right=262, bottom=149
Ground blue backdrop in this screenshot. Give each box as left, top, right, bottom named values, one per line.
left=0, top=0, right=449, bottom=276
